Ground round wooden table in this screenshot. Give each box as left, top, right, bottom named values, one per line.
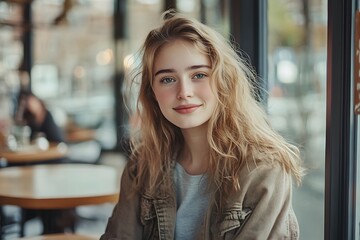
left=0, top=164, right=120, bottom=235
left=0, top=164, right=120, bottom=209
left=0, top=143, right=68, bottom=164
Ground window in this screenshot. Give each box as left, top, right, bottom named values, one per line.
left=268, top=0, right=327, bottom=239
left=31, top=0, right=117, bottom=149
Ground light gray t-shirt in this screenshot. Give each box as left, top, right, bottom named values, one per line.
left=173, top=162, right=209, bottom=239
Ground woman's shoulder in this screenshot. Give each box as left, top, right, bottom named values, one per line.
left=241, top=159, right=285, bottom=177
left=237, top=160, right=292, bottom=193
left=227, top=161, right=293, bottom=207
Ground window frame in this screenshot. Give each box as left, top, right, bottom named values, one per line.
left=325, top=0, right=358, bottom=239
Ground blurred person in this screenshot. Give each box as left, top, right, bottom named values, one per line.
left=15, top=91, right=65, bottom=144
left=101, top=10, right=304, bottom=239
left=12, top=70, right=64, bottom=146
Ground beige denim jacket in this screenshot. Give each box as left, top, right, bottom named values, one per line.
left=100, top=159, right=299, bottom=240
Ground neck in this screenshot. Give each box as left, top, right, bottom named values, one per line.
left=179, top=125, right=209, bottom=175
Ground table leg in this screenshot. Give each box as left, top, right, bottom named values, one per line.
left=19, top=208, right=76, bottom=235
left=40, top=209, right=77, bottom=234
left=41, top=210, right=56, bottom=234
left=20, top=209, right=26, bottom=237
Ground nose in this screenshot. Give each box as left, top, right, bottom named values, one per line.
left=177, top=79, right=193, bottom=99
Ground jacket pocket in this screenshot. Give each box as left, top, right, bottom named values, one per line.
left=219, top=207, right=252, bottom=237
left=140, top=196, right=159, bottom=240
left=141, top=196, right=157, bottom=222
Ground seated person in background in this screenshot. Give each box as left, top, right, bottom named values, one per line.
left=15, top=91, right=65, bottom=143
left=16, top=91, right=103, bottom=165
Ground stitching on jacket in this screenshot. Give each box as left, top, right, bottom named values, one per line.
left=219, top=207, right=252, bottom=236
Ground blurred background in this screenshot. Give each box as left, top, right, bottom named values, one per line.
left=0, top=0, right=328, bottom=239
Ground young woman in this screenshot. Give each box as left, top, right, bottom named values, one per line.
left=101, top=10, right=304, bottom=240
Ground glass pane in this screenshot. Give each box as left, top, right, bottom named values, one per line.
left=32, top=0, right=116, bottom=149
left=201, top=0, right=229, bottom=36
left=268, top=0, right=327, bottom=239
left=0, top=2, right=24, bottom=139
left=125, top=0, right=226, bottom=62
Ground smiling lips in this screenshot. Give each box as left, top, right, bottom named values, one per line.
left=173, top=104, right=202, bottom=114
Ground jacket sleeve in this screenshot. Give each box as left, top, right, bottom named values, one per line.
left=100, top=160, right=143, bottom=240
left=234, top=163, right=299, bottom=240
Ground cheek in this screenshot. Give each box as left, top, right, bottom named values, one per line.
left=200, top=85, right=217, bottom=102
left=154, top=89, right=173, bottom=106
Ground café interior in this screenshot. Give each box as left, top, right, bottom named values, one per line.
left=0, top=0, right=358, bottom=239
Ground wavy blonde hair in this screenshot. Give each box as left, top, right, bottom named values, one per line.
left=129, top=10, right=304, bottom=204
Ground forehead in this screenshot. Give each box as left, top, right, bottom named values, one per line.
left=153, top=39, right=210, bottom=73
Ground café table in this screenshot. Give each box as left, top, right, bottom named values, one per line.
left=0, top=143, right=68, bottom=165
left=0, top=164, right=120, bottom=236
left=65, top=128, right=96, bottom=143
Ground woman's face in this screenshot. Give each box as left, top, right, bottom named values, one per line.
left=152, top=39, right=217, bottom=130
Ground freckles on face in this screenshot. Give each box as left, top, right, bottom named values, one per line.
left=151, top=39, right=217, bottom=130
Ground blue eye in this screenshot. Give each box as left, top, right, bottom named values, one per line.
left=160, top=77, right=175, bottom=84
left=193, top=73, right=206, bottom=79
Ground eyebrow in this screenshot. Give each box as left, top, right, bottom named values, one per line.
left=154, top=65, right=211, bottom=76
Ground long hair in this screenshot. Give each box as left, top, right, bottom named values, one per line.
left=129, top=10, right=304, bottom=205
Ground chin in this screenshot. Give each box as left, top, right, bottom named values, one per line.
left=174, top=121, right=208, bottom=130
